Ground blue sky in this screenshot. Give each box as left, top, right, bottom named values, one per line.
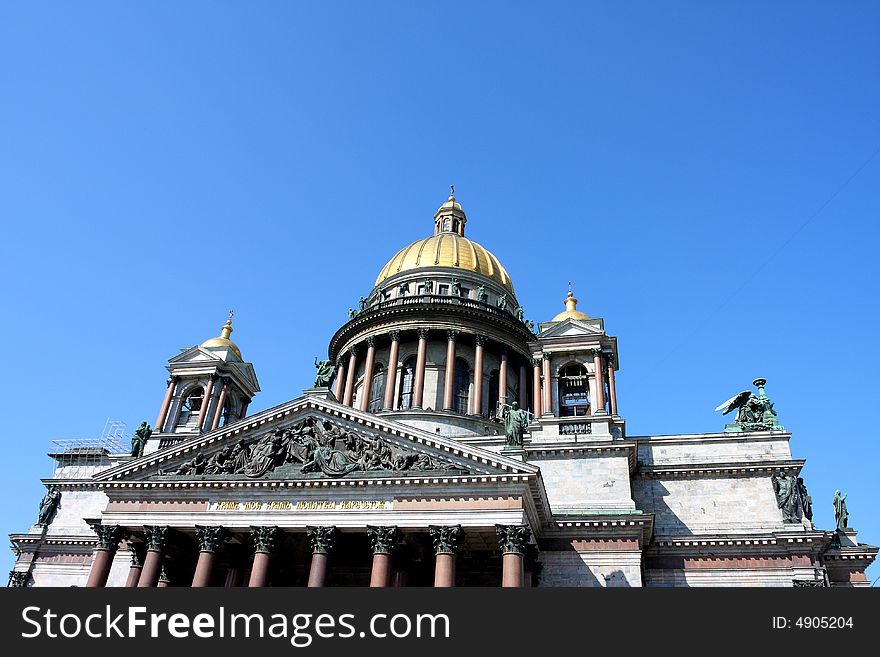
left=1, top=2, right=878, bottom=583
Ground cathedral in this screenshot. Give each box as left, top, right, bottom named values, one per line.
left=8, top=192, right=877, bottom=587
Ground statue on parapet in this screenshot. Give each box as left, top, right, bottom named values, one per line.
left=313, top=358, right=336, bottom=388
left=833, top=490, right=849, bottom=531
left=501, top=401, right=529, bottom=449
left=131, top=422, right=151, bottom=458
left=37, top=490, right=61, bottom=526
left=714, top=378, right=782, bottom=432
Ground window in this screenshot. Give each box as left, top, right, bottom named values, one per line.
left=398, top=357, right=416, bottom=410
left=454, top=358, right=470, bottom=414
left=177, top=387, right=205, bottom=426
left=558, top=363, right=590, bottom=417
left=369, top=364, right=385, bottom=413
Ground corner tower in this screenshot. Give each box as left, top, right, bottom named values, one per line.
left=148, top=311, right=260, bottom=452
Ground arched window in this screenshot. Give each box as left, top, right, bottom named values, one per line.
left=558, top=363, right=590, bottom=417
left=454, top=357, right=470, bottom=414
left=398, top=357, right=416, bottom=410
left=368, top=364, right=385, bottom=413
left=177, top=386, right=205, bottom=427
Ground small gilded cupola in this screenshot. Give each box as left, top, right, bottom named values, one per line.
left=434, top=185, right=468, bottom=236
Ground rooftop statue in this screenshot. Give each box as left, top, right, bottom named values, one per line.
left=451, top=278, right=460, bottom=296
left=399, top=281, right=409, bottom=296
left=131, top=421, right=151, bottom=458
left=37, top=489, right=61, bottom=526
left=501, top=401, right=529, bottom=449
left=833, top=490, right=849, bottom=531
left=497, top=293, right=508, bottom=311
left=477, top=284, right=488, bottom=303
left=359, top=296, right=367, bottom=311
left=424, top=279, right=434, bottom=294
left=348, top=308, right=357, bottom=320
left=313, top=358, right=335, bottom=388
left=714, top=378, right=783, bottom=432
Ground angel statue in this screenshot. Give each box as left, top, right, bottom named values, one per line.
left=714, top=378, right=781, bottom=432
left=313, top=358, right=336, bottom=388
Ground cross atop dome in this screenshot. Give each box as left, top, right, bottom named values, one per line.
left=434, top=187, right=468, bottom=236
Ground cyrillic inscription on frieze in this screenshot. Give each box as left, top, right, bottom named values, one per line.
left=209, top=499, right=392, bottom=512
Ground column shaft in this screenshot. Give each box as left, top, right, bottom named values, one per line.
left=519, top=362, right=528, bottom=409
left=501, top=553, right=525, bottom=587
left=343, top=350, right=358, bottom=406
left=155, top=378, right=175, bottom=432
left=138, top=550, right=164, bottom=588
left=308, top=553, right=329, bottom=587
left=369, top=553, right=393, bottom=587
left=383, top=334, right=400, bottom=410
left=210, top=383, right=228, bottom=431
left=542, top=356, right=552, bottom=416
left=198, top=376, right=215, bottom=431
left=85, top=549, right=115, bottom=588
left=592, top=351, right=606, bottom=414
left=443, top=332, right=457, bottom=410
left=125, top=564, right=142, bottom=588
left=434, top=553, right=456, bottom=587
left=191, top=551, right=218, bottom=587
left=607, top=359, right=618, bottom=415
left=412, top=330, right=428, bottom=408
left=473, top=337, right=485, bottom=416
left=358, top=340, right=376, bottom=412
left=333, top=361, right=346, bottom=400
left=532, top=361, right=542, bottom=417
left=248, top=552, right=272, bottom=587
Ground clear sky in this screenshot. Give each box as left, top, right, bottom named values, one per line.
left=1, top=2, right=878, bottom=583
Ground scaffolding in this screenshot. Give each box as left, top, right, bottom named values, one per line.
left=48, top=419, right=131, bottom=479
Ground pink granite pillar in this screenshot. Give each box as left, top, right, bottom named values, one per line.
left=592, top=349, right=606, bottom=414
left=358, top=337, right=377, bottom=412
left=443, top=330, right=458, bottom=411
left=412, top=329, right=429, bottom=408
left=473, top=335, right=487, bottom=416
left=383, top=331, right=400, bottom=410
left=606, top=354, right=618, bottom=415
left=155, top=377, right=176, bottom=433
left=210, top=383, right=228, bottom=431
left=542, top=354, right=552, bottom=416
left=532, top=358, right=542, bottom=417
left=343, top=348, right=358, bottom=406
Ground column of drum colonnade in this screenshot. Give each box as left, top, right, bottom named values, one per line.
left=334, top=329, right=538, bottom=416
left=85, top=522, right=535, bottom=587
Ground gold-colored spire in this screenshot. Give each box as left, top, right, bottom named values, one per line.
left=200, top=308, right=242, bottom=358
left=551, top=284, right=590, bottom=321
left=220, top=309, right=234, bottom=340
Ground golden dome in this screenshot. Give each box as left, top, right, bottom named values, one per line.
left=375, top=232, right=515, bottom=293
left=200, top=310, right=242, bottom=359
left=375, top=191, right=515, bottom=293
left=551, top=290, right=590, bottom=321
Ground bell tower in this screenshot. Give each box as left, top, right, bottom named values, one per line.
left=147, top=311, right=260, bottom=453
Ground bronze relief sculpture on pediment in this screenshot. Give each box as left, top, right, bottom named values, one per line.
left=158, top=416, right=465, bottom=480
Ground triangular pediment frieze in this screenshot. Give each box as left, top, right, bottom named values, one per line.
left=538, top=317, right=605, bottom=339
left=96, top=392, right=538, bottom=484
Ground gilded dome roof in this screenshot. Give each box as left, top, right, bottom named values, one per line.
left=551, top=290, right=590, bottom=321
left=374, top=232, right=515, bottom=294
left=374, top=191, right=516, bottom=294
left=200, top=311, right=242, bottom=359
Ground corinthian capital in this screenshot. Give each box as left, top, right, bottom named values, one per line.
left=429, top=525, right=463, bottom=555
left=495, top=524, right=531, bottom=555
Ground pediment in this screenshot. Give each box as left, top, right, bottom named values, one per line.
left=96, top=393, right=538, bottom=484
left=169, top=345, right=222, bottom=364
left=538, top=317, right=605, bottom=339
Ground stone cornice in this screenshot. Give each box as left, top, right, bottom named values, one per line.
left=636, top=459, right=805, bottom=478
left=9, top=534, right=98, bottom=549
left=647, top=530, right=833, bottom=555
left=547, top=513, right=654, bottom=547
left=631, top=430, right=792, bottom=445
left=328, top=298, right=536, bottom=360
